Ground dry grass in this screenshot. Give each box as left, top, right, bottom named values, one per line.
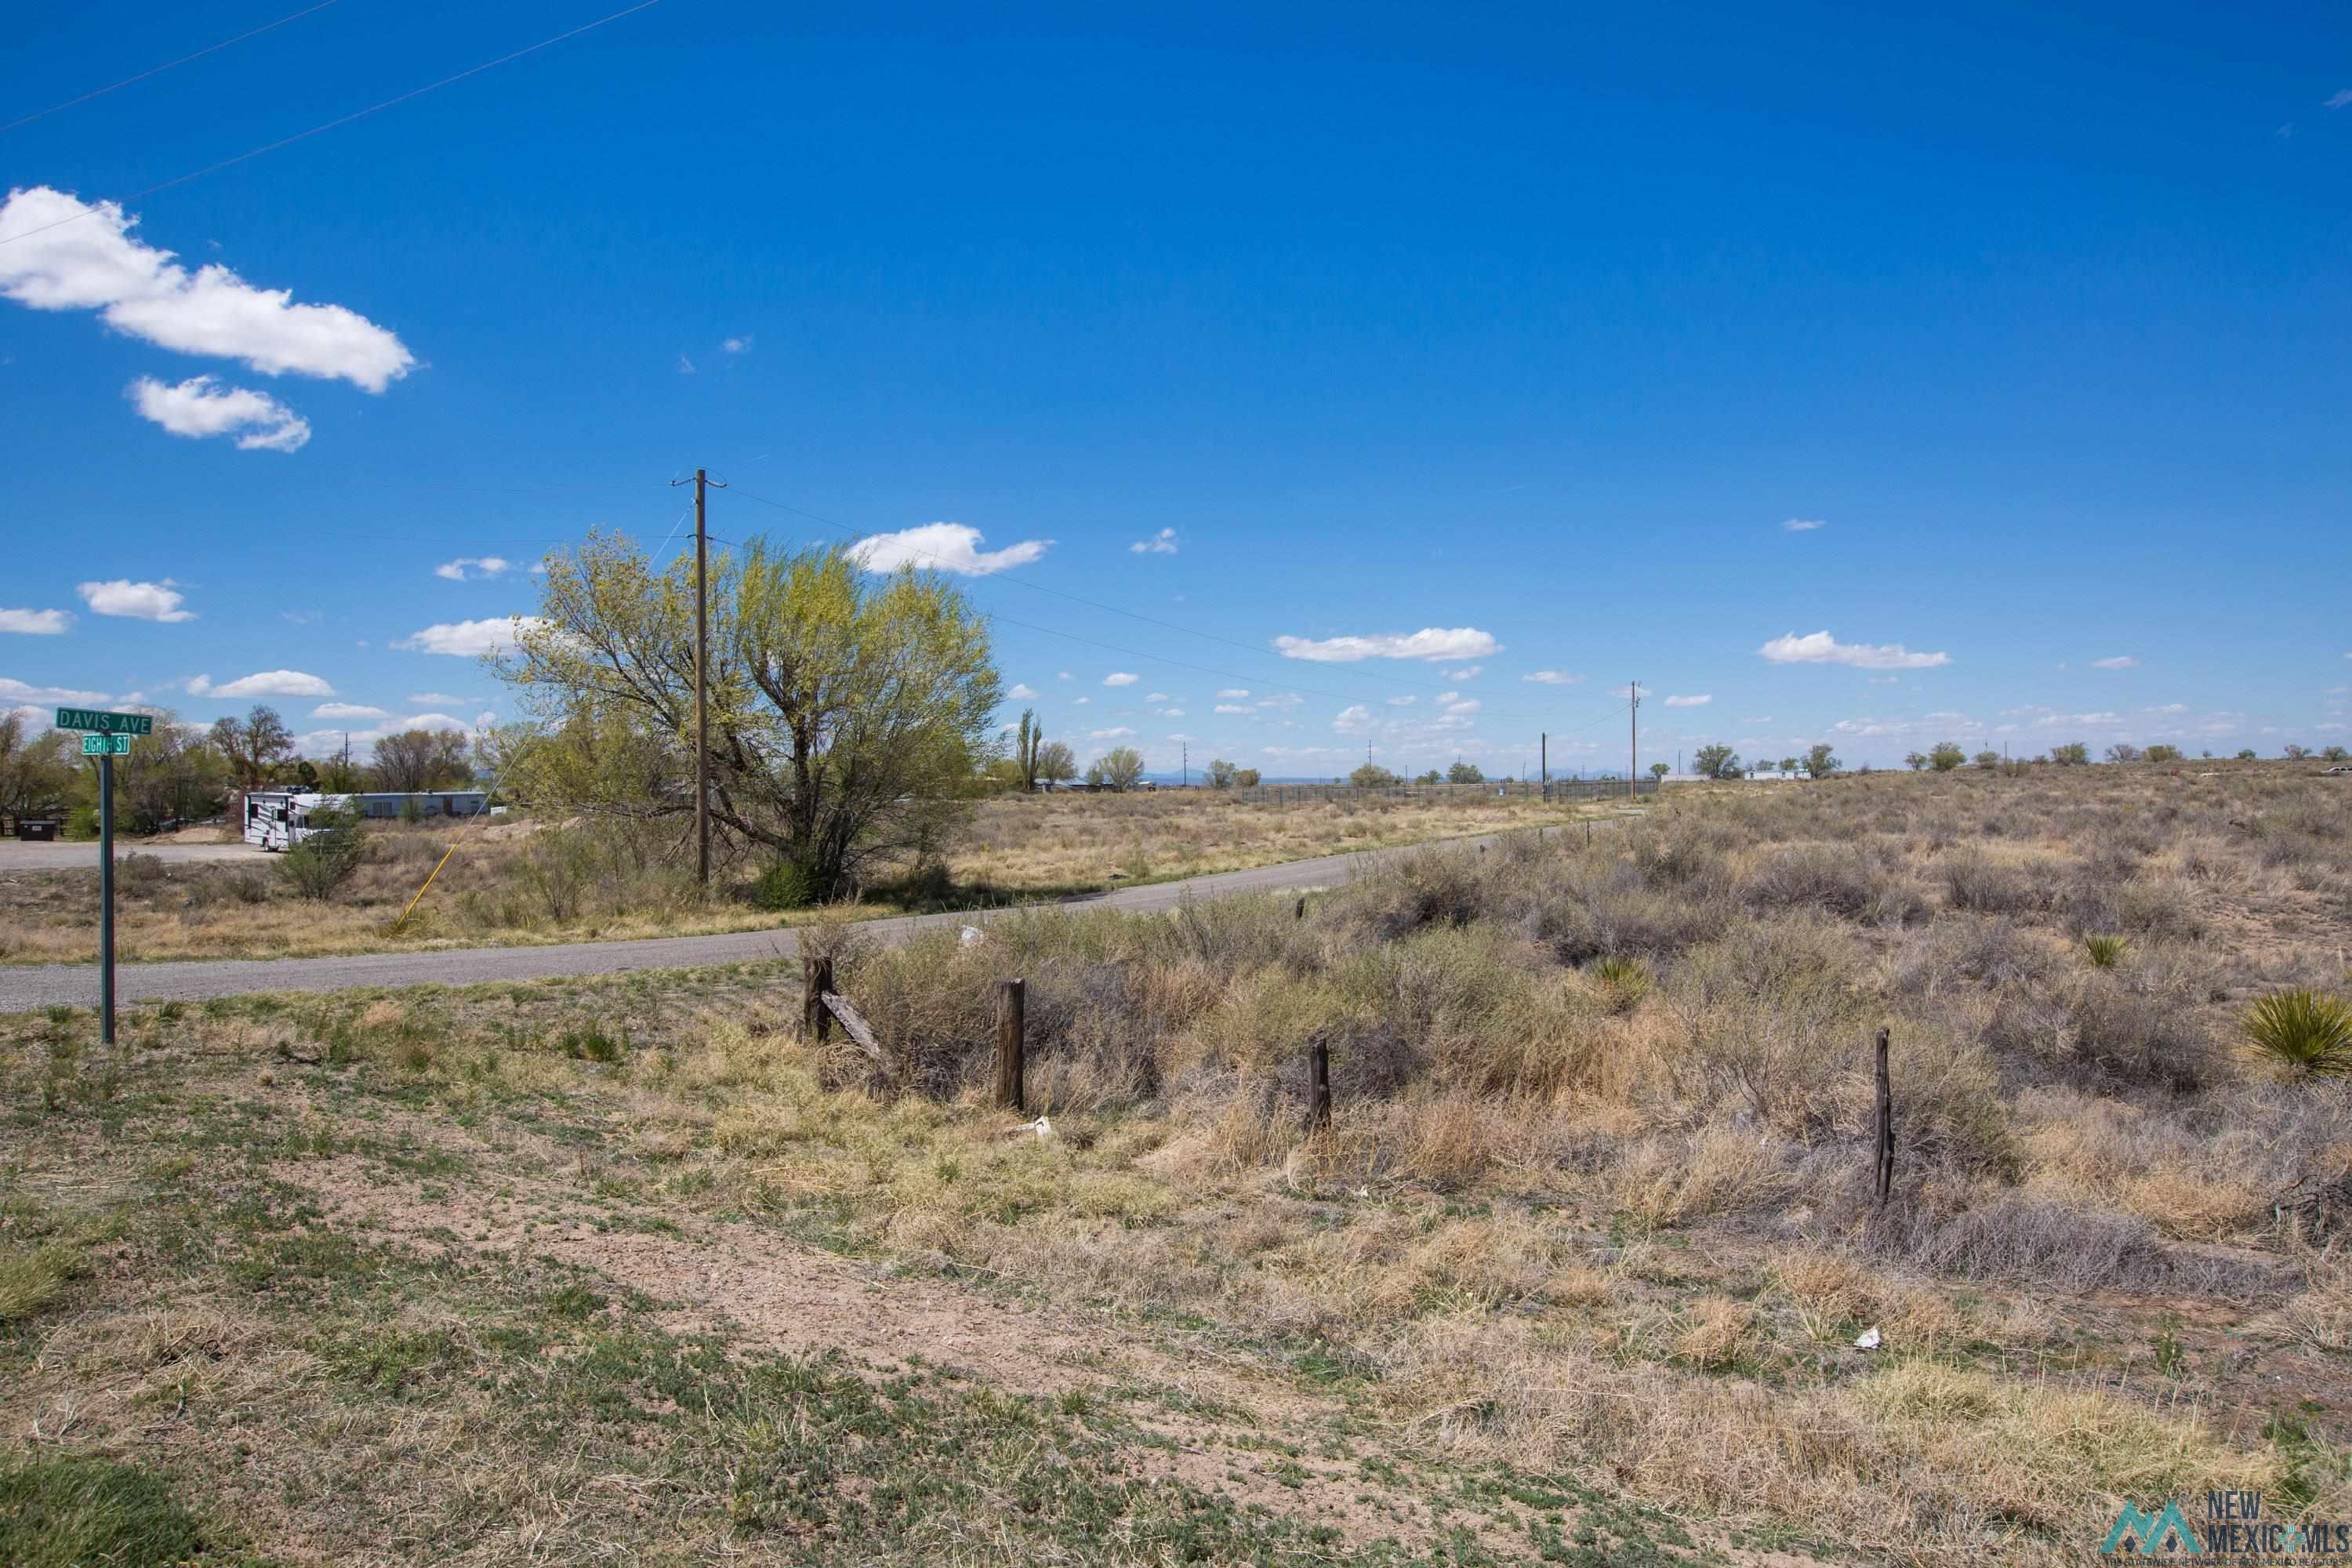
left=7, top=761, right=2352, bottom=1563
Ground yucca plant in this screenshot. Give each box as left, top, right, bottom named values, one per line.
left=1592, top=956, right=1651, bottom=1014
left=2240, top=989, right=2352, bottom=1076
left=2083, top=934, right=2128, bottom=968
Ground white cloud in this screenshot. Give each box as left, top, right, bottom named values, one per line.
left=78, top=579, right=194, bottom=622
left=128, top=375, right=309, bottom=451
left=848, top=522, right=1050, bottom=575
left=1387, top=695, right=1417, bottom=706
left=1129, top=528, right=1178, bottom=555
left=406, top=691, right=472, bottom=706
left=676, top=353, right=695, bottom=375
left=434, top=556, right=513, bottom=582
left=1741, top=715, right=1773, bottom=724
left=1166, top=732, right=1194, bottom=742
left=1275, top=627, right=1501, bottom=663
left=1214, top=703, right=1252, bottom=715
left=1612, top=683, right=1650, bottom=699
left=1088, top=726, right=1136, bottom=739
left=311, top=702, right=388, bottom=720
left=720, top=334, right=753, bottom=354
left=2091, top=655, right=2137, bottom=670
left=2033, top=710, right=2123, bottom=728
left=1103, top=672, right=1139, bottom=687
left=1445, top=666, right=1483, bottom=681
left=1444, top=699, right=1480, bottom=715
left=187, top=669, right=335, bottom=699
left=1782, top=517, right=1826, bottom=532
left=0, top=608, right=71, bottom=634
left=0, top=187, right=412, bottom=390
left=1216, top=688, right=1249, bottom=699
left=1868, top=675, right=1900, bottom=685
left=1058, top=670, right=1074, bottom=681
left=1522, top=670, right=1581, bottom=685
left=1162, top=706, right=1186, bottom=717
left=2147, top=703, right=2188, bottom=714
left=1006, top=683, right=1038, bottom=700
left=1758, top=630, right=1951, bottom=670
left=0, top=676, right=111, bottom=706
left=1073, top=696, right=1091, bottom=706
left=395, top=617, right=539, bottom=656
left=399, top=712, right=472, bottom=733
left=1333, top=704, right=1373, bottom=729
left=1145, top=691, right=1170, bottom=702
left=1664, top=694, right=1711, bottom=707
left=2328, top=89, right=2352, bottom=109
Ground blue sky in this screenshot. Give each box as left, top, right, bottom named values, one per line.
left=4, top=0, right=2347, bottom=775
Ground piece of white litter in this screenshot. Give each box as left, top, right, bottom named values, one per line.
left=1026, top=1115, right=1053, bottom=1139
left=1854, top=1326, right=1882, bottom=1350
left=959, top=925, right=982, bottom=946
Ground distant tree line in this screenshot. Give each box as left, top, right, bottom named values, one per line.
left=0, top=705, right=482, bottom=837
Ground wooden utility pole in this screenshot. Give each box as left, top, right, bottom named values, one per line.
left=670, top=468, right=727, bottom=885
left=1628, top=681, right=1641, bottom=800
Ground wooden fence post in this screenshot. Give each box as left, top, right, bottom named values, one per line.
left=994, top=978, right=1025, bottom=1112
left=1307, top=1034, right=1333, bottom=1131
left=1294, top=895, right=1307, bottom=921
left=804, top=954, right=834, bottom=1044
left=1872, top=1025, right=1894, bottom=1206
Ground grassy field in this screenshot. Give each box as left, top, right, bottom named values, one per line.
left=0, top=787, right=1614, bottom=966
left=3, top=764, right=2350, bottom=1563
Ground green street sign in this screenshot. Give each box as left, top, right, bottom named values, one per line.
left=56, top=707, right=154, bottom=736
left=81, top=734, right=132, bottom=757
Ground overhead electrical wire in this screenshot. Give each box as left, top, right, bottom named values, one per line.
left=2, top=0, right=346, bottom=136
left=0, top=0, right=666, bottom=249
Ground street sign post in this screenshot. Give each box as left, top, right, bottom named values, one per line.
left=55, top=708, right=145, bottom=1044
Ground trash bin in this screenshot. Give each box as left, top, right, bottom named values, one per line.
left=16, top=818, right=62, bottom=841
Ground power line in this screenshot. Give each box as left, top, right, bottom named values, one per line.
left=0, top=0, right=666, bottom=250
left=2, top=0, right=345, bottom=136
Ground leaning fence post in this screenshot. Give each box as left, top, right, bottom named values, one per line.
left=994, top=978, right=1026, bottom=1112
left=1307, top=1034, right=1333, bottom=1131
left=804, top=954, right=834, bottom=1044
left=1872, top=1025, right=1894, bottom=1205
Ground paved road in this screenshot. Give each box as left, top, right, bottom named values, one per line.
left=0, top=828, right=1592, bottom=1011
left=0, top=840, right=261, bottom=869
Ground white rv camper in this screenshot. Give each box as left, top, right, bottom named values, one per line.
left=242, top=790, right=333, bottom=851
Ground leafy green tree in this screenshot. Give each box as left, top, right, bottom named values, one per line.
left=1973, top=750, right=2001, bottom=770
left=278, top=800, right=368, bottom=900
left=2144, top=744, right=2183, bottom=764
left=1089, top=746, right=1145, bottom=790
left=1693, top=743, right=1740, bottom=779
left=68, top=711, right=230, bottom=833
left=1232, top=767, right=1261, bottom=787
left=372, top=728, right=474, bottom=793
left=1904, top=753, right=1928, bottom=771
left=2324, top=746, right=2349, bottom=763
left=1649, top=761, right=1670, bottom=780
left=1803, top=743, right=1839, bottom=779
left=1205, top=757, right=1239, bottom=789
left=2236, top=749, right=2259, bottom=761
left=2050, top=742, right=2089, bottom=766
left=1777, top=757, right=1799, bottom=774
left=2284, top=743, right=2311, bottom=760
left=1929, top=742, right=1966, bottom=771
left=1036, top=740, right=1077, bottom=786
left=209, top=706, right=294, bottom=790
left=1014, top=710, right=1044, bottom=791
left=1349, top=762, right=1400, bottom=788
left=0, top=713, right=76, bottom=825
left=497, top=530, right=1000, bottom=898
left=2104, top=742, right=2142, bottom=764
left=1446, top=760, right=1484, bottom=784
left=1414, top=768, right=1443, bottom=784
